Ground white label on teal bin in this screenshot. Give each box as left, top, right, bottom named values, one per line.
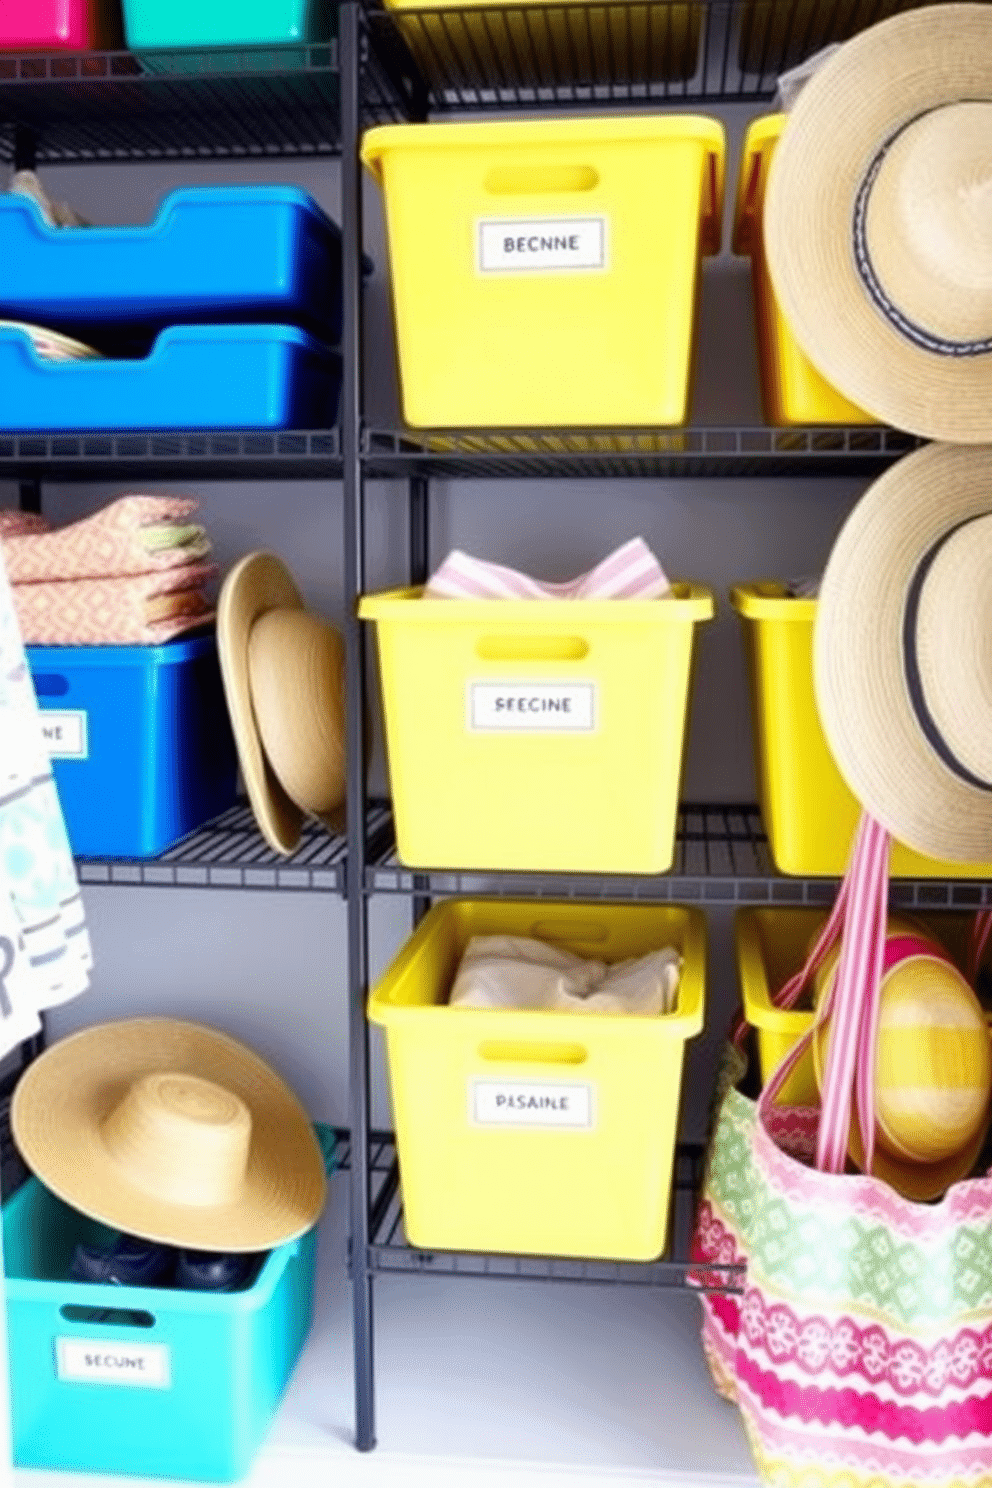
left=477, top=217, right=607, bottom=273
left=56, top=1338, right=171, bottom=1388
left=469, top=682, right=596, bottom=732
left=471, top=1080, right=595, bottom=1129
left=38, top=710, right=87, bottom=759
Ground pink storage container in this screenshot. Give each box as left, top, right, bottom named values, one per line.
left=1, top=0, right=121, bottom=51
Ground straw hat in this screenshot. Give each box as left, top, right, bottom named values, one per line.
left=10, top=1019, right=327, bottom=1251
left=217, top=552, right=347, bottom=855
left=814, top=443, right=992, bottom=863
left=812, top=922, right=992, bottom=1201
left=764, top=5, right=992, bottom=442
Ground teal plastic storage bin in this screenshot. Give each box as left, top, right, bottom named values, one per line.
left=28, top=633, right=238, bottom=859
left=4, top=1177, right=318, bottom=1481
left=122, top=0, right=336, bottom=55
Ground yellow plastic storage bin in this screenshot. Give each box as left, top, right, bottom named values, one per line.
left=380, top=0, right=701, bottom=94
left=731, top=582, right=992, bottom=878
left=361, top=114, right=725, bottom=428
left=359, top=585, right=714, bottom=873
left=737, top=907, right=992, bottom=1108
left=369, top=897, right=706, bottom=1260
left=733, top=115, right=874, bottom=426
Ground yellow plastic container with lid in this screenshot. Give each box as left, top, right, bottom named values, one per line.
left=733, top=115, right=875, bottom=427
left=359, top=584, right=714, bottom=873
left=736, top=907, right=992, bottom=1109
left=730, top=582, right=992, bottom=877
left=361, top=114, right=725, bottom=428
left=368, top=897, right=706, bottom=1260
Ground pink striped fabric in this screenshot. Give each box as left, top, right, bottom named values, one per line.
left=423, top=537, right=670, bottom=601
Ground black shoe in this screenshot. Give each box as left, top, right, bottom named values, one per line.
left=70, top=1233, right=176, bottom=1287
left=174, top=1249, right=264, bottom=1293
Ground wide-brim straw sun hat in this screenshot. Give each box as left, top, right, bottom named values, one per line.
left=217, top=551, right=347, bottom=855
left=764, top=4, right=992, bottom=442
left=10, top=1019, right=327, bottom=1251
left=814, top=443, right=992, bottom=863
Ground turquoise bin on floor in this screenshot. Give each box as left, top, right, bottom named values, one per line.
left=3, top=1177, right=318, bottom=1481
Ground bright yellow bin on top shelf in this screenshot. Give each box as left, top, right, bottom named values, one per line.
left=379, top=0, right=702, bottom=95
left=737, top=907, right=992, bottom=1109
left=359, top=585, right=714, bottom=874
left=361, top=114, right=725, bottom=428
left=731, top=583, right=992, bottom=878
left=734, top=115, right=875, bottom=426
left=368, top=897, right=706, bottom=1260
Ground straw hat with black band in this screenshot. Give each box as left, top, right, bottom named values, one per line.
left=11, top=1018, right=327, bottom=1251
left=217, top=551, right=348, bottom=856
left=814, top=442, right=992, bottom=865
left=764, top=4, right=992, bottom=442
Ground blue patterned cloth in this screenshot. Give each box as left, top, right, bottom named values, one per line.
left=0, top=541, right=90, bottom=1056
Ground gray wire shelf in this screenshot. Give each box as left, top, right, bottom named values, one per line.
left=368, top=803, right=992, bottom=907
left=75, top=800, right=388, bottom=893
left=363, top=0, right=938, bottom=116
left=362, top=425, right=921, bottom=480
left=346, top=1131, right=742, bottom=1290
left=0, top=430, right=342, bottom=481
left=0, top=46, right=341, bottom=163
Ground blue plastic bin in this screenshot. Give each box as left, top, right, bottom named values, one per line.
left=0, top=324, right=341, bottom=432
left=122, top=0, right=334, bottom=53
left=0, top=187, right=345, bottom=343
left=27, top=633, right=238, bottom=858
left=3, top=1177, right=317, bottom=1481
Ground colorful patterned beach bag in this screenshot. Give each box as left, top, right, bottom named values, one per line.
left=694, top=815, right=992, bottom=1488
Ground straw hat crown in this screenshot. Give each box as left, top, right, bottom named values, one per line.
left=217, top=552, right=347, bottom=855
left=764, top=5, right=992, bottom=441
left=11, top=1019, right=327, bottom=1251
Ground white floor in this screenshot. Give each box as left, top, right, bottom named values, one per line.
left=13, top=1174, right=758, bottom=1488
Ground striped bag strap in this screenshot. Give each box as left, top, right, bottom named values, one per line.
left=756, top=812, right=891, bottom=1175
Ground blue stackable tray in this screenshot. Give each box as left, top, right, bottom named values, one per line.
left=0, top=186, right=345, bottom=343
left=0, top=324, right=341, bottom=432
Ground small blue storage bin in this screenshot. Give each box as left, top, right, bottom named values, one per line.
left=0, top=187, right=345, bottom=343
left=0, top=324, right=341, bottom=432
left=3, top=1177, right=318, bottom=1482
left=28, top=633, right=238, bottom=858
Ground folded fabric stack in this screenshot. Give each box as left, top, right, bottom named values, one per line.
left=0, top=494, right=217, bottom=645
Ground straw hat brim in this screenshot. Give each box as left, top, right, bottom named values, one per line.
left=814, top=444, right=992, bottom=863
left=11, top=1019, right=327, bottom=1252
left=217, top=552, right=343, bottom=855
left=764, top=5, right=992, bottom=443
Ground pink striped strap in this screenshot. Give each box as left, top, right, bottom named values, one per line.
left=969, top=910, right=992, bottom=983
left=423, top=537, right=670, bottom=602
left=757, top=812, right=892, bottom=1177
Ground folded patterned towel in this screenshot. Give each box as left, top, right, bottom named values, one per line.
left=1, top=495, right=211, bottom=583
left=12, top=563, right=216, bottom=646
left=449, top=935, right=681, bottom=1016
left=424, top=536, right=670, bottom=601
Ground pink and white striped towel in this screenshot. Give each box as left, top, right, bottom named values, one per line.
left=423, top=537, right=670, bottom=601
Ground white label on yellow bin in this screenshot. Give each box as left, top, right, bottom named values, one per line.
left=39, top=710, right=87, bottom=759
left=469, top=682, right=596, bottom=732
left=477, top=217, right=607, bottom=274
left=471, top=1080, right=595, bottom=1129
left=55, top=1338, right=171, bottom=1389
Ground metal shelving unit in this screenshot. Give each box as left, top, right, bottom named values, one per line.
left=0, top=0, right=984, bottom=1468
left=344, top=0, right=992, bottom=1454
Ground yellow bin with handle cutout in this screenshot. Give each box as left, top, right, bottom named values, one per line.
left=362, top=114, right=724, bottom=428
left=369, top=897, right=706, bottom=1260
